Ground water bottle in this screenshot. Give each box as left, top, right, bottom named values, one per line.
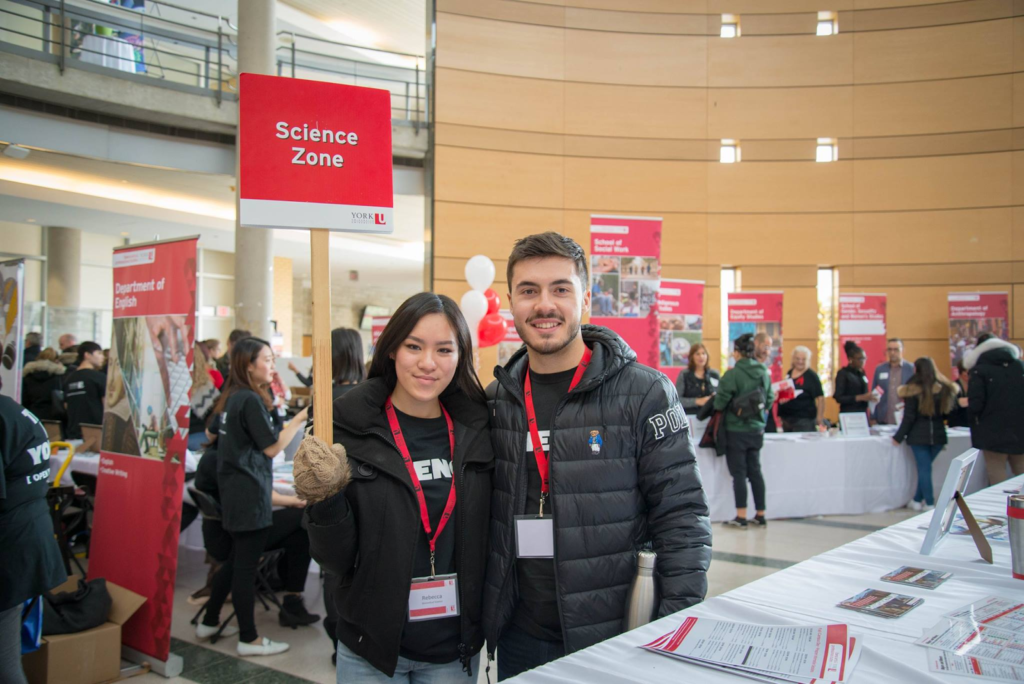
left=1008, top=495, right=1024, bottom=579
left=623, top=550, right=659, bottom=631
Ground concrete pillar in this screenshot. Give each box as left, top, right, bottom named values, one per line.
left=233, top=0, right=276, bottom=339
left=45, top=226, right=81, bottom=309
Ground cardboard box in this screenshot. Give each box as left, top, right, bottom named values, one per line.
left=22, top=577, right=146, bottom=684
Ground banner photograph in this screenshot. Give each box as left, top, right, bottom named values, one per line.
left=657, top=279, right=704, bottom=383
left=727, top=291, right=784, bottom=382
left=948, top=292, right=1010, bottom=374
left=839, top=294, right=887, bottom=369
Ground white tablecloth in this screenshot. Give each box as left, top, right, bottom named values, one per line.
left=510, top=462, right=1024, bottom=683
left=691, top=420, right=982, bottom=521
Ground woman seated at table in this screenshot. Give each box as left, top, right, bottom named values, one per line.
left=834, top=341, right=872, bottom=415
left=778, top=346, right=824, bottom=432
left=892, top=357, right=957, bottom=511
left=946, top=361, right=971, bottom=428
left=676, top=343, right=719, bottom=416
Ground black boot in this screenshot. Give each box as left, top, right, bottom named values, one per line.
left=279, top=594, right=321, bottom=628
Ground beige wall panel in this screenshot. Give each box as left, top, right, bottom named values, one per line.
left=436, top=123, right=565, bottom=156
left=709, top=87, right=853, bottom=140
left=662, top=213, right=709, bottom=266
left=1015, top=284, right=1024, bottom=338
left=563, top=158, right=708, bottom=212
left=564, top=30, right=708, bottom=87
left=1014, top=151, right=1024, bottom=204
left=1015, top=74, right=1024, bottom=128
left=902, top=340, right=958, bottom=372
left=564, top=7, right=707, bottom=33
left=852, top=0, right=1012, bottom=33
left=851, top=130, right=1011, bottom=161
left=852, top=208, right=1012, bottom=264
left=708, top=34, right=853, bottom=87
left=708, top=161, right=853, bottom=214
left=740, top=266, right=818, bottom=287
left=564, top=136, right=707, bottom=161
left=435, top=69, right=565, bottom=133
left=708, top=214, right=853, bottom=266
left=436, top=13, right=565, bottom=80
left=738, top=13, right=817, bottom=36
left=709, top=0, right=852, bottom=11
left=854, top=0, right=978, bottom=9
left=661, top=265, right=714, bottom=280
left=1016, top=16, right=1024, bottom=71
left=562, top=0, right=708, bottom=13
left=438, top=0, right=566, bottom=26
left=853, top=76, right=1012, bottom=137
left=1014, top=207, right=1024, bottom=261
left=1012, top=260, right=1024, bottom=282
left=852, top=20, right=1012, bottom=84
left=884, top=286, right=968, bottom=340
left=850, top=262, right=1015, bottom=286
left=852, top=153, right=1012, bottom=211
left=435, top=146, right=564, bottom=208
left=780, top=288, right=819, bottom=340
left=704, top=286, right=721, bottom=341
left=434, top=256, right=510, bottom=286
left=434, top=202, right=565, bottom=258
left=564, top=83, right=707, bottom=139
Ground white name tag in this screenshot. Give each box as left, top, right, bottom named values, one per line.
left=408, top=574, right=459, bottom=622
left=879, top=372, right=889, bottom=380
left=515, top=515, right=554, bottom=558
left=710, top=377, right=719, bottom=388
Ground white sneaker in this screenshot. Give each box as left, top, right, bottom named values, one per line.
left=195, top=623, right=239, bottom=640
left=923, top=504, right=935, bottom=512
left=237, top=637, right=290, bottom=657
left=907, top=500, right=923, bottom=511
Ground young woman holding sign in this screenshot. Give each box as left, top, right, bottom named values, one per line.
left=294, top=293, right=493, bottom=682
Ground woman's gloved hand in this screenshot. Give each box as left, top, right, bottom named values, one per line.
left=292, top=435, right=351, bottom=504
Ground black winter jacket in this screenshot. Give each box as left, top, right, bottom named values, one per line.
left=676, top=368, right=720, bottom=415
left=21, top=359, right=66, bottom=421
left=834, top=366, right=869, bottom=414
left=893, top=382, right=956, bottom=446
left=965, top=338, right=1024, bottom=454
left=483, top=326, right=712, bottom=657
left=305, top=378, right=494, bottom=677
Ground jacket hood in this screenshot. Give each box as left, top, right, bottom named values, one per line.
left=734, top=357, right=767, bottom=380
left=897, top=380, right=957, bottom=414
left=964, top=337, right=1022, bottom=370
left=23, top=359, right=66, bottom=376
left=332, top=377, right=489, bottom=437
left=58, top=352, right=77, bottom=366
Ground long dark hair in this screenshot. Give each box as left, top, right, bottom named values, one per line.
left=331, top=327, right=365, bottom=385
left=368, top=293, right=485, bottom=403
left=909, top=356, right=950, bottom=417
left=213, top=337, right=273, bottom=413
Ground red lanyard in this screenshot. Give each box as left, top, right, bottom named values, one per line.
left=523, top=346, right=592, bottom=517
left=385, top=396, right=456, bottom=577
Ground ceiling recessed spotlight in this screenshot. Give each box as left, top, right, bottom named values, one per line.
left=120, top=231, right=130, bottom=237
left=26, top=218, right=36, bottom=223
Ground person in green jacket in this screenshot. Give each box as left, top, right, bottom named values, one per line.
left=714, top=333, right=774, bottom=529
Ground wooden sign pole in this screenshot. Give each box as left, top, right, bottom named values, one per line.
left=310, top=229, right=333, bottom=441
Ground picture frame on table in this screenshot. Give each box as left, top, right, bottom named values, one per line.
left=839, top=413, right=871, bottom=437
left=920, top=449, right=992, bottom=563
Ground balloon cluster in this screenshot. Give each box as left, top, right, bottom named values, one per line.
left=460, top=255, right=507, bottom=348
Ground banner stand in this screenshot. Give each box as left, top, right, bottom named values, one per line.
left=122, top=645, right=183, bottom=678
left=310, top=229, right=332, bottom=440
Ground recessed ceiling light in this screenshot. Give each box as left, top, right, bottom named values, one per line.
left=120, top=231, right=130, bottom=237
left=26, top=218, right=36, bottom=223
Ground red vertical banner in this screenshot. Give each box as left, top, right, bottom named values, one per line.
left=727, top=292, right=784, bottom=382
left=497, top=310, right=524, bottom=367
left=948, top=292, right=1010, bottom=376
left=370, top=316, right=390, bottom=354
left=89, top=237, right=197, bottom=662
left=839, top=294, right=887, bottom=369
left=589, top=215, right=662, bottom=369
left=657, top=279, right=705, bottom=383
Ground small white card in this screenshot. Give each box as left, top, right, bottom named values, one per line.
left=840, top=413, right=871, bottom=437
left=515, top=515, right=554, bottom=558
left=408, top=574, right=459, bottom=622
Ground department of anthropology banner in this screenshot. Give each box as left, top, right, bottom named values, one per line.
left=727, top=291, right=784, bottom=382
left=839, top=294, right=887, bottom=370
left=590, top=215, right=662, bottom=369
left=657, top=279, right=704, bottom=383
left=0, top=258, right=25, bottom=402
left=948, top=292, right=1010, bottom=376
left=88, top=237, right=198, bottom=663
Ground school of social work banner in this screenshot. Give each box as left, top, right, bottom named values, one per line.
left=728, top=291, right=784, bottom=382
left=0, top=258, right=26, bottom=402
left=89, top=237, right=198, bottom=662
left=657, top=279, right=704, bottom=384
left=948, top=292, right=1010, bottom=376
left=839, top=294, right=887, bottom=370
left=590, top=215, right=662, bottom=369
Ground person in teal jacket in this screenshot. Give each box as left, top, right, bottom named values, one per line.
left=714, top=333, right=774, bottom=529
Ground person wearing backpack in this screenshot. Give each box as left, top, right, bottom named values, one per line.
left=714, top=333, right=774, bottom=529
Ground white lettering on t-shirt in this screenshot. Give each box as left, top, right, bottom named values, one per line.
left=27, top=443, right=50, bottom=467
left=413, top=459, right=453, bottom=481
left=525, top=430, right=550, bottom=452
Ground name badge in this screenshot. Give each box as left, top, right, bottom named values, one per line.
left=879, top=372, right=889, bottom=380
left=515, top=515, right=554, bottom=558
left=409, top=574, right=459, bottom=622
left=710, top=377, right=719, bottom=388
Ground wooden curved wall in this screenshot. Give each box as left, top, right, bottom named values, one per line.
left=432, top=0, right=1024, bottom=381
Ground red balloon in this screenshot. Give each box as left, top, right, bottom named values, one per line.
left=478, top=313, right=507, bottom=348
left=484, top=288, right=501, bottom=315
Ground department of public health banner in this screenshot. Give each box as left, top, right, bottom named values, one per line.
left=0, top=258, right=25, bottom=402
left=657, top=279, right=704, bottom=383
left=89, top=237, right=197, bottom=663
left=839, top=293, right=887, bottom=370
left=727, top=291, right=784, bottom=382
left=590, top=215, right=662, bottom=368
left=948, top=292, right=1010, bottom=376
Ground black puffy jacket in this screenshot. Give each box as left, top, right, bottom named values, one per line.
left=893, top=382, right=956, bottom=446
left=965, top=338, right=1024, bottom=454
left=483, top=326, right=712, bottom=657
left=21, top=359, right=66, bottom=421
left=305, top=378, right=494, bottom=677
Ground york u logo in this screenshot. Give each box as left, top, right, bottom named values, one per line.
left=352, top=212, right=373, bottom=219
left=374, top=213, right=386, bottom=225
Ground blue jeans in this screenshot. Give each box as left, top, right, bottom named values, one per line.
left=336, top=641, right=479, bottom=684
left=497, top=622, right=566, bottom=681
left=911, top=444, right=944, bottom=505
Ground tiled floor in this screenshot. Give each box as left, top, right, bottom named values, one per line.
left=123, top=508, right=918, bottom=684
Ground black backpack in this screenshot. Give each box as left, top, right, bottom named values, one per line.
left=730, top=374, right=769, bottom=418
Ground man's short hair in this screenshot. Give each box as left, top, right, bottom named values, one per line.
left=754, top=332, right=771, bottom=344
left=25, top=332, right=42, bottom=347
left=887, top=338, right=903, bottom=347
left=228, top=329, right=252, bottom=346
left=506, top=232, right=588, bottom=289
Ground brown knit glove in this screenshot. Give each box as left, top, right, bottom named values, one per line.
left=293, top=435, right=351, bottom=504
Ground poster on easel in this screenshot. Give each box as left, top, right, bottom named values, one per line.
left=0, top=258, right=25, bottom=402
left=727, top=291, right=784, bottom=382
left=88, top=237, right=197, bottom=668
left=589, top=215, right=662, bottom=369
left=657, top=279, right=704, bottom=383
left=839, top=293, right=887, bottom=369
left=948, top=292, right=1010, bottom=377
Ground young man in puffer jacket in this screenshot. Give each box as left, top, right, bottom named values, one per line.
left=483, top=232, right=712, bottom=680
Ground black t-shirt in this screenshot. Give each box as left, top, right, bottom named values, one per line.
left=194, top=414, right=220, bottom=501
left=513, top=366, right=575, bottom=643
left=778, top=369, right=824, bottom=421
left=216, top=390, right=279, bottom=532
left=0, top=396, right=67, bottom=611
left=63, top=368, right=106, bottom=439
left=394, top=407, right=461, bottom=664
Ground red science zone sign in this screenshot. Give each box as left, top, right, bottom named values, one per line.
left=238, top=73, right=394, bottom=233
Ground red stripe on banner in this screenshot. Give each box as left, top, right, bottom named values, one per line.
left=411, top=580, right=447, bottom=591
left=410, top=606, right=449, bottom=618
left=1007, top=507, right=1024, bottom=519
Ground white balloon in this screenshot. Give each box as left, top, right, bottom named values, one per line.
left=460, top=289, right=489, bottom=332
left=465, top=255, right=495, bottom=292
